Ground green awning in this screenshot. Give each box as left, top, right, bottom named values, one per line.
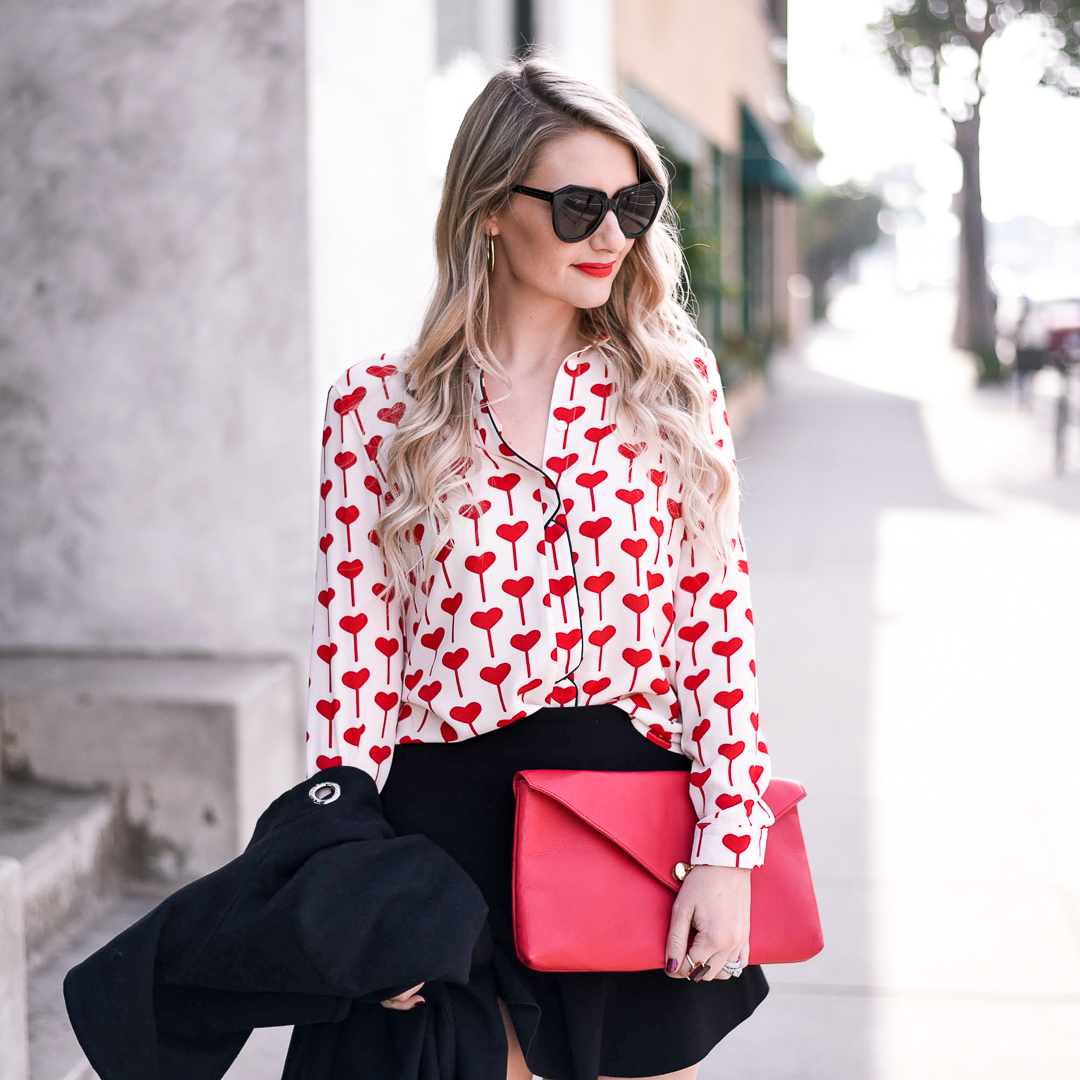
left=741, top=103, right=801, bottom=196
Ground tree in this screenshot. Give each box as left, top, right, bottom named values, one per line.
left=800, top=185, right=884, bottom=320
left=870, top=1, right=1080, bottom=382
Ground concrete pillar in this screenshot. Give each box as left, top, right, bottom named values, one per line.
left=0, top=857, right=28, bottom=1080
left=0, top=0, right=312, bottom=667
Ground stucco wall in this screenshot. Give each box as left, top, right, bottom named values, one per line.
left=616, top=0, right=787, bottom=151
left=0, top=1, right=312, bottom=662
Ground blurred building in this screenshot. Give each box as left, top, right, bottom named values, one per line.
left=617, top=0, right=801, bottom=374
left=0, top=5, right=800, bottom=1072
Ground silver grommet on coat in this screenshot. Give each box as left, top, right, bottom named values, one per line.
left=308, top=781, right=342, bottom=805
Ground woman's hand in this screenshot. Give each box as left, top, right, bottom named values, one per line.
left=664, top=864, right=751, bottom=981
left=379, top=982, right=426, bottom=1010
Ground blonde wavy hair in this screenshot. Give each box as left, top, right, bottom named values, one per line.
left=377, top=57, right=737, bottom=601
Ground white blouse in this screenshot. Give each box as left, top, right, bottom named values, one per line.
left=304, top=336, right=775, bottom=868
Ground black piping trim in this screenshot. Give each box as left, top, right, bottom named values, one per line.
left=477, top=368, right=585, bottom=702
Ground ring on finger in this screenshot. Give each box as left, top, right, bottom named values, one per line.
left=687, top=959, right=711, bottom=982
left=721, top=959, right=743, bottom=976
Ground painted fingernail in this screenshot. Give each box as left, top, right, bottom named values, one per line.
left=666, top=957, right=678, bottom=974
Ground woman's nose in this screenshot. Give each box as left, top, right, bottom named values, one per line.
left=592, top=208, right=625, bottom=252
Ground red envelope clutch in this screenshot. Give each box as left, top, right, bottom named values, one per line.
left=511, top=769, right=823, bottom=972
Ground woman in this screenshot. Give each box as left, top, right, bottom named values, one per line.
left=305, top=58, right=775, bottom=1080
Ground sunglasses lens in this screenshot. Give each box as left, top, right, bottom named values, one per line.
left=617, top=184, right=660, bottom=237
left=555, top=189, right=605, bottom=241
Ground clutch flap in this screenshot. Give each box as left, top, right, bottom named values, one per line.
left=515, top=771, right=807, bottom=890
left=515, top=770, right=698, bottom=893
left=759, top=776, right=806, bottom=819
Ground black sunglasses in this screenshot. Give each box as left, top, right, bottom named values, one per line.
left=511, top=179, right=664, bottom=243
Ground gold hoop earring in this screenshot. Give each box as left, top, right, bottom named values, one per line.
left=487, top=234, right=496, bottom=274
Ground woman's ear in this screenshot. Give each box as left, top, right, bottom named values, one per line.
left=483, top=214, right=500, bottom=238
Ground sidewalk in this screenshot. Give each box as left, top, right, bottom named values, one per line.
left=703, top=281, right=1080, bottom=1078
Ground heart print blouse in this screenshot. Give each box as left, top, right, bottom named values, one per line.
left=305, top=336, right=775, bottom=868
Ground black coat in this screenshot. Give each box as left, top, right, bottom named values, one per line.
left=63, top=766, right=510, bottom=1080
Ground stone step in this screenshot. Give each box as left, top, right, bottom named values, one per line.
left=0, top=778, right=122, bottom=967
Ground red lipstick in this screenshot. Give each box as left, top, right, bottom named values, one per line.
left=572, top=262, right=615, bottom=278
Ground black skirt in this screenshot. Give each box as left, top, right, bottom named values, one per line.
left=379, top=704, right=769, bottom=1080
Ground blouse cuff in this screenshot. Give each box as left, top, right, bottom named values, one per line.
left=690, top=819, right=768, bottom=870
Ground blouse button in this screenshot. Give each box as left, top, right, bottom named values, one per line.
left=554, top=419, right=568, bottom=432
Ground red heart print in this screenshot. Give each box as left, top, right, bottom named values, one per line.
left=616, top=488, right=643, bottom=505
left=714, top=689, right=744, bottom=710
left=589, top=625, right=616, bottom=647
left=579, top=517, right=612, bottom=539
left=377, top=402, right=406, bottom=426
left=502, top=577, right=534, bottom=598
left=450, top=702, right=481, bottom=726
left=369, top=745, right=392, bottom=765
left=620, top=538, right=648, bottom=558
left=321, top=480, right=332, bottom=499
left=582, top=677, right=610, bottom=697
left=375, top=637, right=399, bottom=658
left=716, top=793, right=742, bottom=810
left=481, top=663, right=511, bottom=685
left=336, top=506, right=359, bottom=526
left=584, top=571, right=614, bottom=593
left=442, top=648, right=468, bottom=671
left=342, top=670, right=369, bottom=690
left=471, top=608, right=503, bottom=630
left=404, top=670, right=423, bottom=691
left=374, top=691, right=398, bottom=712
left=440, top=721, right=458, bottom=742
left=317, top=644, right=338, bottom=664
left=723, top=834, right=751, bottom=855
left=496, top=521, right=529, bottom=543
left=548, top=684, right=577, bottom=705
left=418, top=681, right=442, bottom=704
left=647, top=724, right=672, bottom=748
left=691, top=718, right=711, bottom=742
left=343, top=725, right=365, bottom=746
left=689, top=769, right=711, bottom=789
left=511, top=630, right=542, bottom=651
left=712, top=638, right=743, bottom=658
left=337, top=560, right=363, bottom=580
left=622, top=593, right=649, bottom=614
left=646, top=572, right=664, bottom=590
left=322, top=427, right=332, bottom=447
left=319, top=535, right=334, bottom=554
left=334, top=451, right=357, bottom=470
left=622, top=647, right=652, bottom=667
left=553, top=405, right=585, bottom=423
left=316, top=755, right=342, bottom=770
left=316, top=699, right=341, bottom=720
left=441, top=593, right=463, bottom=617
left=421, top=627, right=445, bottom=651
left=465, top=552, right=496, bottom=574
left=684, top=670, right=709, bottom=692
left=339, top=614, right=367, bottom=634
left=548, top=576, right=575, bottom=598
left=576, top=471, right=608, bottom=506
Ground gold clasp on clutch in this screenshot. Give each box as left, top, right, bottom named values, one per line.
left=672, top=861, right=693, bottom=882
